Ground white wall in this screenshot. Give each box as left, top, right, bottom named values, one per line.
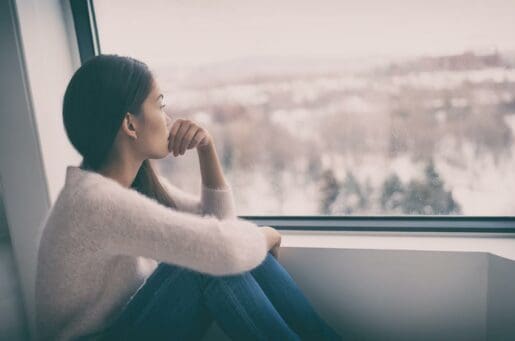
left=487, top=255, right=515, bottom=339
left=279, top=248, right=488, bottom=340
left=0, top=238, right=28, bottom=340
left=15, top=0, right=82, bottom=203
left=0, top=0, right=80, bottom=338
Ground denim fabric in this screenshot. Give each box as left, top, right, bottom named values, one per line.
left=88, top=252, right=341, bottom=341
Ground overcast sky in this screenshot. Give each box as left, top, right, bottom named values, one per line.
left=94, top=0, right=515, bottom=67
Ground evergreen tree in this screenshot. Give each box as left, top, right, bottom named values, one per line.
left=401, top=159, right=462, bottom=215
left=335, top=170, right=364, bottom=214
left=380, top=173, right=405, bottom=213
left=318, top=169, right=340, bottom=215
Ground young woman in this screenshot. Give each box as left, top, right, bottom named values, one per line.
left=35, top=54, right=341, bottom=341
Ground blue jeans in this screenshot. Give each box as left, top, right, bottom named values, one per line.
left=94, top=252, right=341, bottom=340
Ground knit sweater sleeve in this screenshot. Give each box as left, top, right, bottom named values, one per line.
left=157, top=175, right=237, bottom=220
left=79, top=181, right=268, bottom=276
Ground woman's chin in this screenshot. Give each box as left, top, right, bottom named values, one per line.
left=161, top=149, right=171, bottom=159
left=149, top=148, right=169, bottom=160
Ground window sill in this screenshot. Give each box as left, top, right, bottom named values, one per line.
left=279, top=229, right=515, bottom=261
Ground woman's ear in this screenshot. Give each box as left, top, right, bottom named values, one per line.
left=121, top=112, right=138, bottom=140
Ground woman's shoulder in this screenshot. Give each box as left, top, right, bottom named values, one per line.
left=39, top=174, right=143, bottom=249
left=38, top=183, right=99, bottom=249
left=45, top=173, right=131, bottom=229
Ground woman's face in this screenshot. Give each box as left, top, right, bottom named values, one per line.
left=131, top=79, right=173, bottom=159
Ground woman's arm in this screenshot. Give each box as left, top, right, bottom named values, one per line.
left=158, top=175, right=202, bottom=215
left=197, top=141, right=229, bottom=190
left=160, top=132, right=236, bottom=219
left=168, top=118, right=228, bottom=190
left=158, top=175, right=237, bottom=220
left=78, top=180, right=267, bottom=276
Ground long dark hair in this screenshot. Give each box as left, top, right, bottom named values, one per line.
left=62, top=54, right=176, bottom=209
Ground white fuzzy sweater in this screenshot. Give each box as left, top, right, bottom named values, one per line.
left=35, top=165, right=268, bottom=341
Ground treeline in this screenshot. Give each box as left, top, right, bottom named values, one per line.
left=318, top=159, right=462, bottom=215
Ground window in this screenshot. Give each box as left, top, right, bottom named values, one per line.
left=92, top=0, right=515, bottom=217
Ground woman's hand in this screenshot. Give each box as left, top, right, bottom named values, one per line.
left=270, top=241, right=281, bottom=259
left=260, top=226, right=282, bottom=260
left=168, top=119, right=213, bottom=157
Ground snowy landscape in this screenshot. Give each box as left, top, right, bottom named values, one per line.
left=154, top=51, right=515, bottom=216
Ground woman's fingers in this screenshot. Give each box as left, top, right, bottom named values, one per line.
left=270, top=244, right=280, bottom=259
left=179, top=125, right=197, bottom=155
left=168, top=120, right=183, bottom=152
left=169, top=119, right=210, bottom=156
left=170, top=120, right=190, bottom=156
left=187, top=130, right=204, bottom=149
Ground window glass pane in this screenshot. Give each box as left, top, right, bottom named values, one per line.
left=94, top=0, right=515, bottom=216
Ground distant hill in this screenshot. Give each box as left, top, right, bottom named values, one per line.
left=380, top=51, right=513, bottom=75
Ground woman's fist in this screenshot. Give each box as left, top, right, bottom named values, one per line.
left=260, top=226, right=282, bottom=260
left=168, top=119, right=212, bottom=156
